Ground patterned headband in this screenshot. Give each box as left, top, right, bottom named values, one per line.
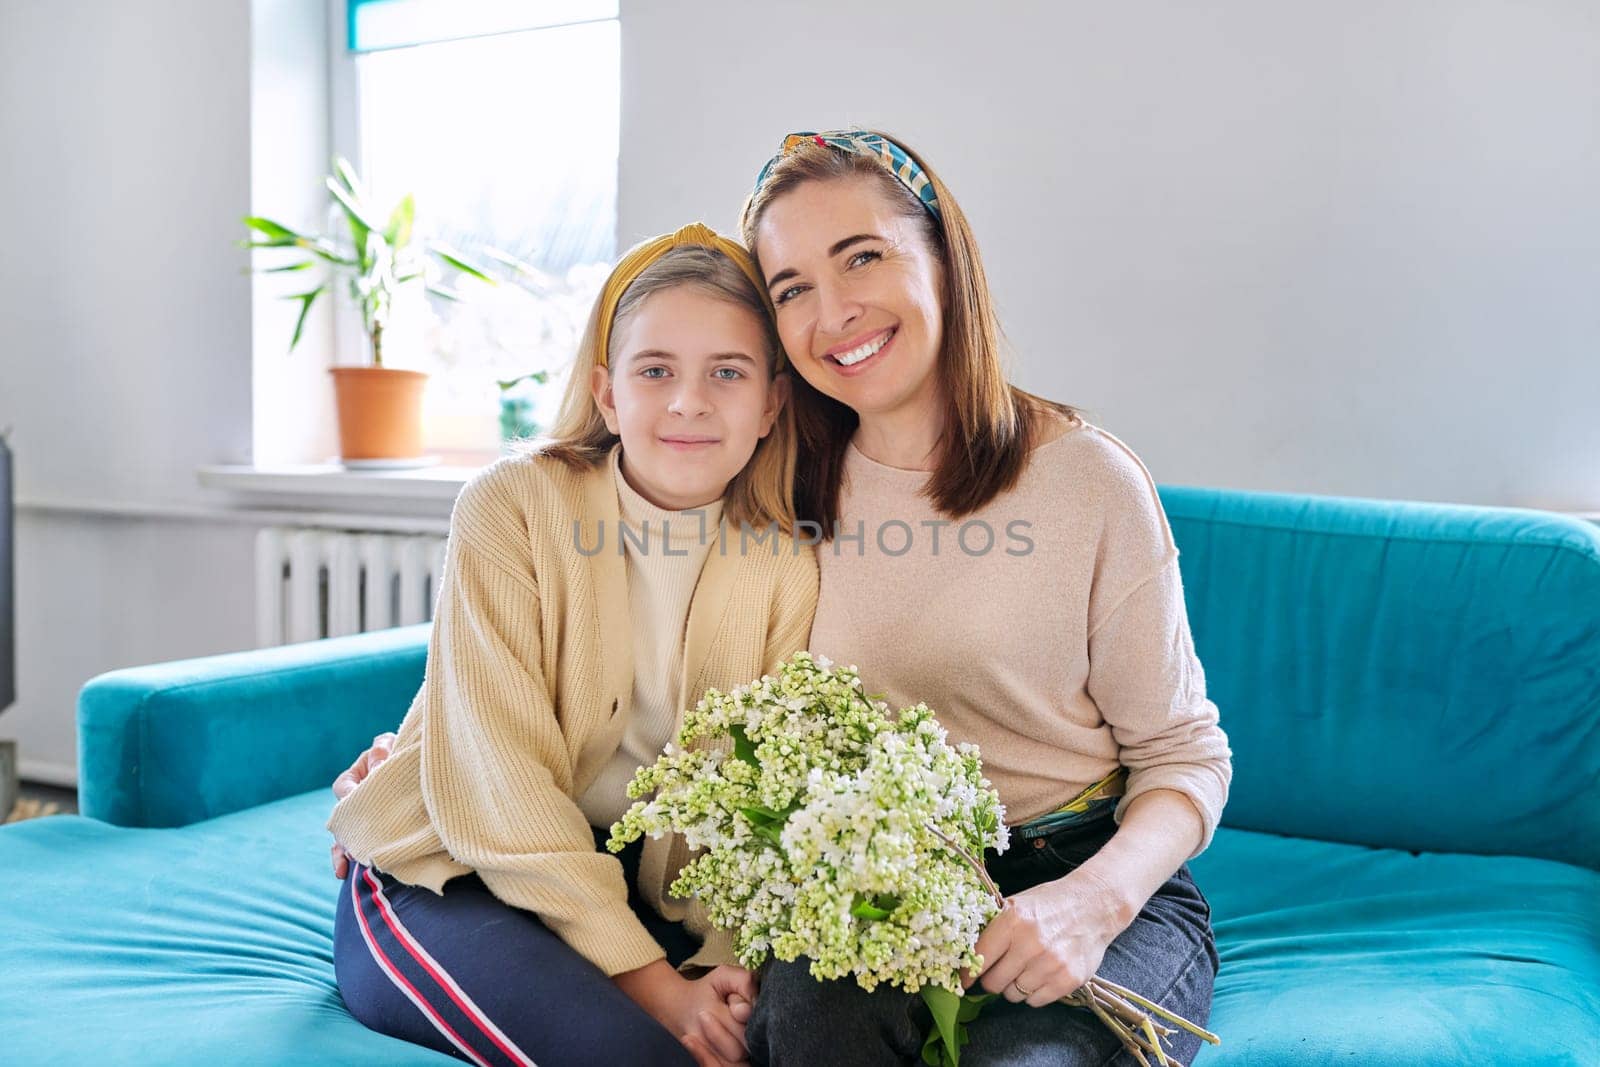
left=752, top=130, right=941, bottom=222
left=594, top=223, right=774, bottom=368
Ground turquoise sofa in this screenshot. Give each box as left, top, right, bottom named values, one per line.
left=3, top=487, right=1598, bottom=1065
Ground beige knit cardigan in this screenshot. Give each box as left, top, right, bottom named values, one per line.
left=328, top=446, right=819, bottom=975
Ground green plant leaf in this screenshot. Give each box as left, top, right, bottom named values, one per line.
left=956, top=992, right=995, bottom=1023
left=483, top=246, right=539, bottom=274
left=242, top=216, right=307, bottom=242
left=849, top=895, right=896, bottom=921
left=284, top=285, right=325, bottom=352
left=331, top=156, right=364, bottom=196
left=426, top=285, right=462, bottom=302
left=919, top=989, right=994, bottom=1067
left=729, top=724, right=759, bottom=766
left=263, top=260, right=315, bottom=273
left=326, top=176, right=380, bottom=245
left=300, top=240, right=356, bottom=267
left=922, top=987, right=962, bottom=1067
left=385, top=193, right=415, bottom=248
left=494, top=370, right=551, bottom=391
left=360, top=228, right=389, bottom=277
left=736, top=802, right=791, bottom=846
left=431, top=243, right=496, bottom=284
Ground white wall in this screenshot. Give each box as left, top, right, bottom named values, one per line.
left=1, top=0, right=1597, bottom=781
left=0, top=0, right=259, bottom=781
left=621, top=0, right=1600, bottom=509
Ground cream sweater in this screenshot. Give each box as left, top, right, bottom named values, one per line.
left=578, top=451, right=723, bottom=827
left=808, top=418, right=1232, bottom=857
left=327, top=445, right=818, bottom=975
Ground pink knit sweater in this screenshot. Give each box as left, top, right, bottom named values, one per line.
left=808, top=418, right=1232, bottom=857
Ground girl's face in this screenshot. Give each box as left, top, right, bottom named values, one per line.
left=754, top=177, right=946, bottom=425
left=591, top=286, right=786, bottom=511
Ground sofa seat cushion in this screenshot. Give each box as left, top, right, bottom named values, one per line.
left=4, top=793, right=1599, bottom=1065
left=1189, top=827, right=1600, bottom=1066
left=0, top=789, right=452, bottom=1065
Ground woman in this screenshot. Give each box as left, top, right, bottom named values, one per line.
left=337, top=132, right=1230, bottom=1067
left=730, top=130, right=1230, bottom=1066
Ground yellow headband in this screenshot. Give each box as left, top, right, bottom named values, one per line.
left=594, top=222, right=775, bottom=368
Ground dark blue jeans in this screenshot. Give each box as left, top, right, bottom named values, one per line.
left=333, top=829, right=701, bottom=1067
left=747, top=816, right=1219, bottom=1066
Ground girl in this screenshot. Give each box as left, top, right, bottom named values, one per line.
left=734, top=131, right=1231, bottom=1067
left=326, top=223, right=818, bottom=1067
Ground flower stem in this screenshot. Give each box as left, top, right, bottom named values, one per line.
left=922, top=820, right=1005, bottom=905
left=924, top=819, right=1218, bottom=1061
left=1093, top=977, right=1221, bottom=1045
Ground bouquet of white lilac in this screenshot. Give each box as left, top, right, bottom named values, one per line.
left=608, top=652, right=1217, bottom=1067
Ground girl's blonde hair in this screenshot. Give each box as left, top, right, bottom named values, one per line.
left=534, top=243, right=799, bottom=534
left=739, top=131, right=1079, bottom=532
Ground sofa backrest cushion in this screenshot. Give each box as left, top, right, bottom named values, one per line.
left=1161, top=486, right=1600, bottom=871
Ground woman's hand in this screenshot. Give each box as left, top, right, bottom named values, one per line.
left=614, top=959, right=757, bottom=1063
left=961, top=865, right=1130, bottom=1008
left=329, top=732, right=397, bottom=878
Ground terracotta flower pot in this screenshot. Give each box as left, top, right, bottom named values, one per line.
left=329, top=367, right=428, bottom=461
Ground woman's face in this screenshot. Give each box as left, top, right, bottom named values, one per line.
left=754, top=177, right=945, bottom=425
left=591, top=286, right=786, bottom=511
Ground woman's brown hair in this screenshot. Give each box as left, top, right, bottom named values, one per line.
left=532, top=243, right=799, bottom=534
left=739, top=132, right=1079, bottom=533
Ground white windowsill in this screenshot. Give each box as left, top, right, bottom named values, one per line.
left=195, top=456, right=497, bottom=522
left=197, top=462, right=482, bottom=502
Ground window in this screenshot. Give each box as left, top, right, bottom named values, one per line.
left=334, top=0, right=619, bottom=458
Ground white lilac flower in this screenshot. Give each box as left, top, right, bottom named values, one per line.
left=608, top=652, right=1009, bottom=995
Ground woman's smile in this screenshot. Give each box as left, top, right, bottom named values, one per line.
left=824, top=326, right=897, bottom=374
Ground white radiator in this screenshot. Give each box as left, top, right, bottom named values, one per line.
left=254, top=527, right=449, bottom=647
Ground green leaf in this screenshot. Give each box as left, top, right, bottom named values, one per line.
left=301, top=240, right=357, bottom=267
left=494, top=370, right=551, bottom=391
left=919, top=989, right=994, bottom=1067
left=384, top=193, right=415, bottom=248
left=849, top=895, right=895, bottom=921
left=426, top=285, right=462, bottom=302
left=736, top=803, right=790, bottom=846
left=739, top=804, right=784, bottom=823
left=326, top=176, right=380, bottom=244
left=360, top=229, right=389, bottom=276
left=284, top=285, right=325, bottom=352
left=956, top=992, right=995, bottom=1023
left=431, top=242, right=496, bottom=284
left=483, top=246, right=539, bottom=275
left=263, top=260, right=315, bottom=273
left=922, top=987, right=962, bottom=1067
left=729, top=724, right=759, bottom=766
left=331, top=156, right=364, bottom=196
left=242, top=216, right=306, bottom=242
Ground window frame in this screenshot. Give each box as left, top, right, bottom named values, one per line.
left=320, top=0, right=620, bottom=461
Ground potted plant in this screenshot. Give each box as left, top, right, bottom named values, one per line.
left=242, top=158, right=493, bottom=465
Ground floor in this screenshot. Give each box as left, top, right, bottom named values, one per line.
left=12, top=779, right=79, bottom=818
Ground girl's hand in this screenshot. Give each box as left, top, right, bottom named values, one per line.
left=333, top=732, right=397, bottom=800
left=329, top=732, right=398, bottom=878
left=961, top=865, right=1128, bottom=1007
left=615, top=960, right=757, bottom=1063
